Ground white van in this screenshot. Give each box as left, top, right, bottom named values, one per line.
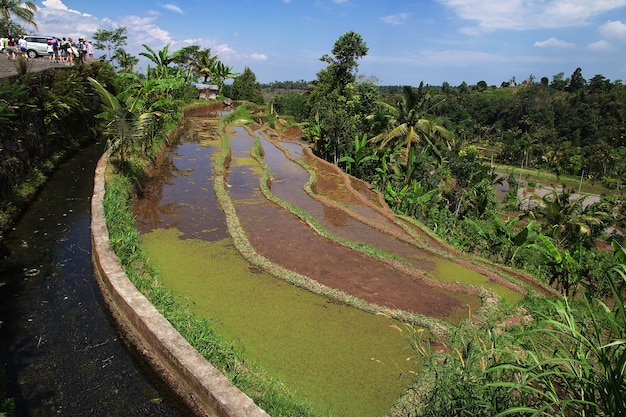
left=23, top=35, right=54, bottom=58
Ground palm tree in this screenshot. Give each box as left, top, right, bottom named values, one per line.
left=0, top=0, right=37, bottom=32
left=114, top=48, right=139, bottom=73
left=530, top=188, right=608, bottom=248
left=370, top=86, right=453, bottom=163
left=191, top=48, right=218, bottom=84
left=88, top=77, right=161, bottom=163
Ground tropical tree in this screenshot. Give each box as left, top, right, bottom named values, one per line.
left=464, top=213, right=538, bottom=264
left=114, top=48, right=139, bottom=73
left=529, top=188, right=608, bottom=248
left=319, top=30, right=368, bottom=92
left=88, top=76, right=163, bottom=164
left=211, top=61, right=238, bottom=94
left=93, top=27, right=128, bottom=61
left=370, top=86, right=453, bottom=163
left=171, top=44, right=200, bottom=75
left=532, top=234, right=587, bottom=295
left=139, top=43, right=183, bottom=79
left=190, top=47, right=218, bottom=84
left=305, top=31, right=373, bottom=165
left=0, top=0, right=37, bottom=32
left=231, top=67, right=264, bottom=104
left=338, top=133, right=378, bottom=178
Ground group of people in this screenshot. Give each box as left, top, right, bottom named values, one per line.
left=46, top=37, right=94, bottom=64
left=1, top=35, right=94, bottom=63
left=1, top=35, right=28, bottom=61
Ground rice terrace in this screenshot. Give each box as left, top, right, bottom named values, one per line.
left=128, top=103, right=548, bottom=417
left=1, top=15, right=625, bottom=417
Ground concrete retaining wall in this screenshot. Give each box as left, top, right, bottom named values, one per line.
left=90, top=152, right=269, bottom=417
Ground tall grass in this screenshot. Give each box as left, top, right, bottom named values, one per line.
left=402, top=240, right=626, bottom=417
left=486, top=240, right=626, bottom=417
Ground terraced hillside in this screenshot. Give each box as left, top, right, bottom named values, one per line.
left=134, top=104, right=547, bottom=417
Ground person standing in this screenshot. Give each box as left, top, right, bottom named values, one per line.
left=66, top=38, right=74, bottom=65
left=78, top=38, right=88, bottom=62
left=18, top=35, right=27, bottom=59
left=52, top=37, right=59, bottom=63
left=47, top=39, right=54, bottom=61
left=59, top=37, right=68, bottom=63
left=87, top=40, right=94, bottom=62
left=6, top=37, right=16, bottom=60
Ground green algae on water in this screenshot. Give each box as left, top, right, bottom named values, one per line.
left=142, top=227, right=419, bottom=417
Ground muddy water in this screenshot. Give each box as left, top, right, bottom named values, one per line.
left=229, top=129, right=474, bottom=319
left=134, top=119, right=419, bottom=417
left=0, top=142, right=190, bottom=416
left=262, top=137, right=522, bottom=304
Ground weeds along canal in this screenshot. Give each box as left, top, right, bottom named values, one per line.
left=0, top=141, right=191, bottom=416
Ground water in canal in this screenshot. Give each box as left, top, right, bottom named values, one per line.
left=0, top=142, right=191, bottom=416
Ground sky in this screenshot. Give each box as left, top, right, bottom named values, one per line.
left=24, top=0, right=626, bottom=86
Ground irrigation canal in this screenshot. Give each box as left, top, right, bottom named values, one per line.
left=0, top=141, right=191, bottom=416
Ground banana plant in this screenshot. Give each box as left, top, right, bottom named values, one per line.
left=338, top=133, right=378, bottom=177
left=464, top=212, right=538, bottom=264
left=533, top=234, right=584, bottom=296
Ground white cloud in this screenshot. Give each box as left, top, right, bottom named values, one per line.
left=587, top=39, right=616, bottom=51
left=162, top=4, right=183, bottom=14
left=437, top=0, right=626, bottom=31
left=180, top=37, right=237, bottom=57
left=380, top=13, right=411, bottom=27
left=40, top=0, right=83, bottom=15
left=36, top=0, right=100, bottom=38
left=534, top=37, right=576, bottom=48
left=117, top=15, right=173, bottom=47
left=250, top=53, right=268, bottom=61
left=599, top=20, right=626, bottom=41
left=36, top=0, right=178, bottom=52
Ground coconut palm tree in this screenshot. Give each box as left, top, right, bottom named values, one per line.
left=0, top=0, right=37, bottom=32
left=370, top=86, right=453, bottom=163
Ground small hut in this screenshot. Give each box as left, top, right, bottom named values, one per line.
left=196, top=84, right=219, bottom=100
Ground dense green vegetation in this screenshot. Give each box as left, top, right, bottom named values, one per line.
left=0, top=59, right=117, bottom=233
left=270, top=31, right=624, bottom=300
left=271, top=30, right=625, bottom=416
left=2, top=1, right=624, bottom=410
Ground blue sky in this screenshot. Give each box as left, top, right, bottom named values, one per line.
left=30, top=0, right=626, bottom=86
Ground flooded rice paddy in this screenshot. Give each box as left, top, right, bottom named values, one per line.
left=133, top=109, right=525, bottom=417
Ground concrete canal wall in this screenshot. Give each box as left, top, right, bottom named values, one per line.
left=90, top=152, right=269, bottom=417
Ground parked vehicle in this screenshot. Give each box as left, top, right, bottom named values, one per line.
left=22, top=35, right=79, bottom=59
left=23, top=35, right=54, bottom=58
